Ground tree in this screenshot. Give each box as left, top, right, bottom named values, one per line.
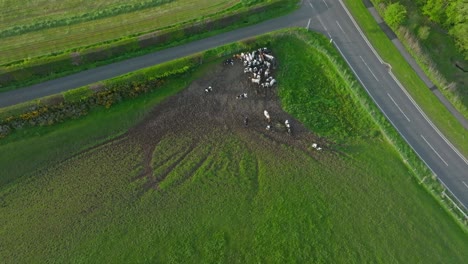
left=384, top=3, right=407, bottom=28
left=446, top=0, right=468, bottom=59
left=422, top=0, right=449, bottom=25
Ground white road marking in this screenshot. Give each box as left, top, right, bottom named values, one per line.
left=335, top=20, right=347, bottom=37
left=463, top=181, right=468, bottom=189
left=317, top=16, right=327, bottom=31
left=322, top=0, right=329, bottom=8
left=306, top=18, right=311, bottom=29
left=327, top=32, right=332, bottom=38
left=359, top=56, right=379, bottom=82
left=334, top=41, right=467, bottom=208
left=421, top=135, right=449, bottom=166
left=387, top=93, right=410, bottom=122
left=337, top=0, right=468, bottom=167
left=308, top=0, right=314, bottom=9
left=388, top=70, right=468, bottom=166
left=337, top=0, right=382, bottom=63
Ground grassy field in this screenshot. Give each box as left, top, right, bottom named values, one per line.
left=343, top=0, right=468, bottom=158
left=0, top=0, right=240, bottom=65
left=1, top=31, right=466, bottom=262
left=0, top=62, right=203, bottom=186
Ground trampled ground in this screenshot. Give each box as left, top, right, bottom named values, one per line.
left=1, top=33, right=467, bottom=262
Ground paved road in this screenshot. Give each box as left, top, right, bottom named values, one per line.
left=305, top=0, right=468, bottom=212
left=0, top=5, right=310, bottom=107
left=1, top=0, right=467, bottom=211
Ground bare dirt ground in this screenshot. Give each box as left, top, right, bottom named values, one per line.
left=85, top=59, right=329, bottom=188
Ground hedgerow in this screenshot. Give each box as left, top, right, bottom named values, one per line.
left=0, top=0, right=296, bottom=91
left=0, top=59, right=195, bottom=138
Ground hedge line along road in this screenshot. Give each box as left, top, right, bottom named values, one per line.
left=1, top=0, right=467, bottom=212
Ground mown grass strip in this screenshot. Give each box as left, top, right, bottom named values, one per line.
left=343, top=0, right=468, bottom=157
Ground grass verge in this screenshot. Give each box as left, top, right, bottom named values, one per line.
left=343, top=0, right=468, bottom=158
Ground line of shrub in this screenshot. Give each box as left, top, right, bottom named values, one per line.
left=0, top=58, right=194, bottom=138
left=0, top=33, right=273, bottom=139
left=369, top=0, right=468, bottom=122
left=0, top=0, right=297, bottom=92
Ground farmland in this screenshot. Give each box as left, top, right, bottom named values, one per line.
left=0, top=0, right=241, bottom=65
left=1, top=30, right=467, bottom=262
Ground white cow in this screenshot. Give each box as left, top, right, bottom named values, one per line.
left=264, top=110, right=271, bottom=123
left=251, top=78, right=261, bottom=84
left=264, top=54, right=274, bottom=61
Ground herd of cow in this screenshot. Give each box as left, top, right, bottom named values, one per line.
left=203, top=47, right=322, bottom=150
left=220, top=48, right=291, bottom=135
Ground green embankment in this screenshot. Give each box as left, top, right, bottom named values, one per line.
left=0, top=30, right=466, bottom=262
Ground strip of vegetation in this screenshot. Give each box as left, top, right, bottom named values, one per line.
left=343, top=0, right=468, bottom=158
left=0, top=0, right=174, bottom=38
left=368, top=0, right=468, bottom=121
left=0, top=57, right=197, bottom=139
left=0, top=0, right=240, bottom=65
left=0, top=0, right=298, bottom=92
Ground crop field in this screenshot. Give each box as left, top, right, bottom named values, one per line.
left=0, top=0, right=240, bottom=65
left=0, top=31, right=466, bottom=262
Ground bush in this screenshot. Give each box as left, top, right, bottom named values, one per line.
left=0, top=58, right=196, bottom=138
left=384, top=3, right=407, bottom=29
left=63, top=87, right=93, bottom=103
left=417, top=25, right=430, bottom=40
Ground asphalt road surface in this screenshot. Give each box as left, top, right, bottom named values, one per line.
left=1, top=0, right=467, bottom=212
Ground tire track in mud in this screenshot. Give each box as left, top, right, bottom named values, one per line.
left=71, top=57, right=339, bottom=194
left=152, top=141, right=198, bottom=189
left=161, top=145, right=213, bottom=190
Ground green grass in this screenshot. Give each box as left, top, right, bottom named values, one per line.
left=343, top=0, right=468, bottom=158
left=0, top=0, right=298, bottom=92
left=1, top=30, right=466, bottom=262
left=275, top=34, right=376, bottom=141
left=0, top=68, right=199, bottom=186
left=0, top=0, right=240, bottom=65
left=0, top=0, right=167, bottom=28
left=0, top=0, right=174, bottom=38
